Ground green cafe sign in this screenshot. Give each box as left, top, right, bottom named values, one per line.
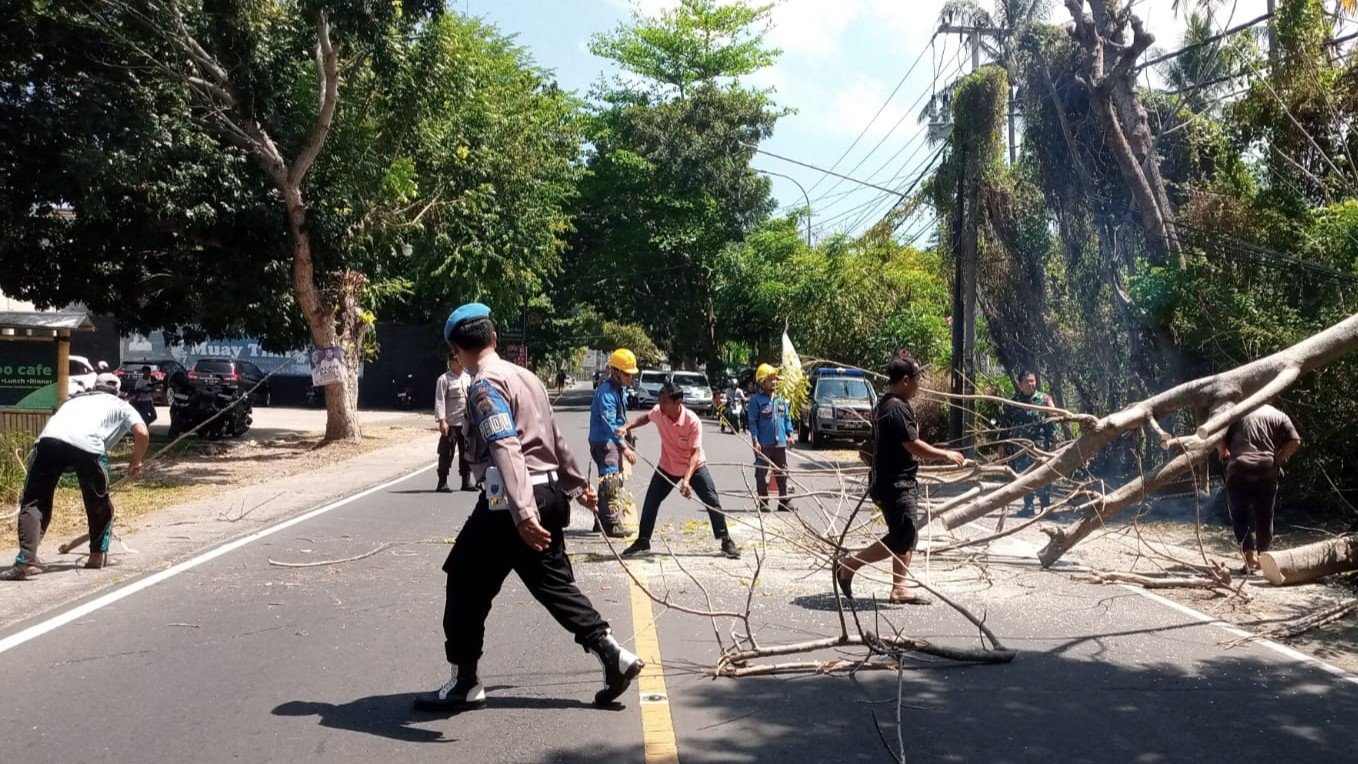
left=0, top=342, right=59, bottom=410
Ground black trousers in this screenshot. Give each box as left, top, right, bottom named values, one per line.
left=16, top=438, right=114, bottom=565
left=436, top=428, right=470, bottom=485
left=636, top=466, right=729, bottom=543
left=755, top=446, right=789, bottom=509
left=872, top=481, right=919, bottom=554
left=1226, top=461, right=1279, bottom=552
left=442, top=483, right=609, bottom=666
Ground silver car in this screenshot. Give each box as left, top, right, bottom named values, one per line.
left=667, top=371, right=714, bottom=414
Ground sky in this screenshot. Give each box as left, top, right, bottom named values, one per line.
left=465, top=0, right=1272, bottom=242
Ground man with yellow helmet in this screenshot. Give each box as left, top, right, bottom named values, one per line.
left=748, top=363, right=795, bottom=512
left=588, top=348, right=640, bottom=537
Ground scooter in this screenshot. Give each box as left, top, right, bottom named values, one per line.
left=394, top=374, right=417, bottom=409
left=719, top=393, right=746, bottom=434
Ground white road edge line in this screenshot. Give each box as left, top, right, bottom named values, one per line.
left=1115, top=582, right=1358, bottom=687
left=0, top=462, right=437, bottom=656
left=926, top=518, right=1358, bottom=688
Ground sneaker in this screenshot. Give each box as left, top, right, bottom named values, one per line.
left=720, top=537, right=740, bottom=559
left=603, top=523, right=630, bottom=539
left=620, top=539, right=651, bottom=558
left=412, top=669, right=486, bottom=713
left=587, top=632, right=644, bottom=706
left=435, top=482, right=451, bottom=493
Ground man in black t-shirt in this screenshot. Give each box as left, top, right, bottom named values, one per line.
left=834, top=355, right=964, bottom=605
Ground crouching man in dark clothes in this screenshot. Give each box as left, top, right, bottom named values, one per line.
left=414, top=302, right=643, bottom=713
left=3, top=373, right=149, bottom=580
left=833, top=354, right=964, bottom=604
left=1217, top=403, right=1301, bottom=574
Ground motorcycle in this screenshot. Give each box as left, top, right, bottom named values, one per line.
left=168, top=381, right=253, bottom=440
left=394, top=373, right=417, bottom=409
left=718, top=391, right=746, bottom=434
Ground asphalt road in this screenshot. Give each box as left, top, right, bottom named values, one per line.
left=2, top=387, right=1357, bottom=763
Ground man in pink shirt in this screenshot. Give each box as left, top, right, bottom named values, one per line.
left=618, top=381, right=740, bottom=559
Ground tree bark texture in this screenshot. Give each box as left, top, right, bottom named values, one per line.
left=916, top=310, right=1358, bottom=567
left=1260, top=535, right=1358, bottom=586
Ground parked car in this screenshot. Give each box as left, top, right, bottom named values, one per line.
left=667, top=371, right=715, bottom=414
left=187, top=358, right=272, bottom=406
left=799, top=367, right=877, bottom=448
left=116, top=359, right=188, bottom=405
left=633, top=370, right=668, bottom=409
left=67, top=355, right=97, bottom=397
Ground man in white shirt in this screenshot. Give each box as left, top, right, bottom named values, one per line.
left=434, top=353, right=473, bottom=492
left=3, top=373, right=150, bottom=580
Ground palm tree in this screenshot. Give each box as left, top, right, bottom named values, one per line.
left=1160, top=10, right=1255, bottom=114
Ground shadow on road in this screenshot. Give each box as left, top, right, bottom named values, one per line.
left=273, top=695, right=458, bottom=744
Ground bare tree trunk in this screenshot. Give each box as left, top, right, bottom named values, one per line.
left=1065, top=0, right=1180, bottom=267
left=919, top=311, right=1358, bottom=568
left=1260, top=535, right=1358, bottom=586
left=120, top=4, right=364, bottom=441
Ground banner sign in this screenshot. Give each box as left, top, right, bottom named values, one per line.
left=310, top=347, right=344, bottom=387
left=122, top=333, right=362, bottom=378
left=0, top=342, right=59, bottom=410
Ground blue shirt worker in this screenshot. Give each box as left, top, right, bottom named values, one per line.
left=3, top=374, right=150, bottom=580
left=748, top=363, right=796, bottom=512
left=414, top=303, right=643, bottom=714
left=588, top=349, right=639, bottom=538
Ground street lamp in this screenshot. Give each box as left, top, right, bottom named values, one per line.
left=756, top=169, right=813, bottom=247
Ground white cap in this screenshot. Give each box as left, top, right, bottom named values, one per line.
left=93, top=373, right=121, bottom=394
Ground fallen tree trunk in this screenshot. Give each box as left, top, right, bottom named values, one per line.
left=1259, top=535, right=1358, bottom=586
left=914, top=311, right=1358, bottom=568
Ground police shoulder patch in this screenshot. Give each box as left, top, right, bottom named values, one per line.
left=469, top=379, right=517, bottom=443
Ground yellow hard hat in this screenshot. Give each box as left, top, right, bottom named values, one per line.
left=608, top=348, right=640, bottom=375
left=755, top=363, right=778, bottom=384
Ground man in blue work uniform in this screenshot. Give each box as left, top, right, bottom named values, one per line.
left=748, top=363, right=795, bottom=512
left=414, top=303, right=643, bottom=713
left=588, top=348, right=638, bottom=537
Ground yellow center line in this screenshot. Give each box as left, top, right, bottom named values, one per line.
left=626, top=562, right=680, bottom=764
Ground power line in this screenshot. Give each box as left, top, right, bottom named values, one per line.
left=1137, top=11, right=1273, bottom=71
left=804, top=32, right=940, bottom=196
left=745, top=144, right=914, bottom=198
left=810, top=51, right=966, bottom=206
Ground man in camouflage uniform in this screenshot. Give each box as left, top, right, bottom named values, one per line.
left=999, top=370, right=1058, bottom=516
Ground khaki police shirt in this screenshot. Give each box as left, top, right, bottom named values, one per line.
left=465, top=351, right=588, bottom=524
left=434, top=370, right=470, bottom=427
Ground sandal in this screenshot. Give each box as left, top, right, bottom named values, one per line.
left=888, top=590, right=931, bottom=606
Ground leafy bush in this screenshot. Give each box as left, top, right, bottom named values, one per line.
left=0, top=431, right=34, bottom=505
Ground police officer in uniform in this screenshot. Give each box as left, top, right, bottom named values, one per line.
left=748, top=363, right=795, bottom=512
left=415, top=303, right=643, bottom=713
left=434, top=352, right=473, bottom=492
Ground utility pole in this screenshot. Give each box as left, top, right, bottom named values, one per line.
left=948, top=143, right=968, bottom=446
left=937, top=23, right=1018, bottom=164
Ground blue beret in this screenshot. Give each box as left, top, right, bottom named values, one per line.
left=444, top=302, right=492, bottom=342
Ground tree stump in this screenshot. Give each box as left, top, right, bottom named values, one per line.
left=1259, top=535, right=1358, bottom=586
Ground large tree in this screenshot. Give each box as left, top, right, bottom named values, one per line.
left=564, top=0, right=781, bottom=378
left=0, top=2, right=582, bottom=439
